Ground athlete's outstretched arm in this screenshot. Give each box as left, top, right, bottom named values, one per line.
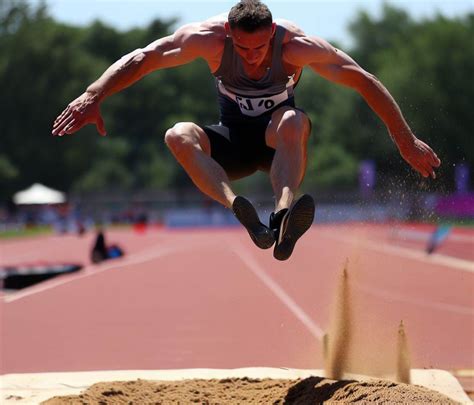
left=284, top=35, right=441, bottom=179
left=52, top=23, right=213, bottom=137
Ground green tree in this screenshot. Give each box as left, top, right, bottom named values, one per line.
left=376, top=13, right=474, bottom=189
left=0, top=0, right=106, bottom=197
left=1, top=1, right=472, bottom=201
left=74, top=138, right=133, bottom=191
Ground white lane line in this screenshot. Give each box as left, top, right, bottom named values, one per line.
left=4, top=245, right=180, bottom=304
left=1, top=249, right=47, bottom=263
left=353, top=282, right=474, bottom=316
left=232, top=242, right=324, bottom=340
left=390, top=228, right=473, bottom=244
left=1, top=235, right=74, bottom=259
left=323, top=232, right=474, bottom=273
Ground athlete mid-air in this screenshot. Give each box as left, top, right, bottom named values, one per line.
left=52, top=0, right=440, bottom=260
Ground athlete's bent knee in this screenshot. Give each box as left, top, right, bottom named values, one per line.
left=165, top=122, right=210, bottom=158
left=275, top=110, right=310, bottom=147
left=280, top=109, right=309, bottom=134
left=165, top=123, right=195, bottom=157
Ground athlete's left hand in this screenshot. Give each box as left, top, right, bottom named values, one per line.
left=398, top=138, right=441, bottom=179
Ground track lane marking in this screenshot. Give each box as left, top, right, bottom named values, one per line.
left=3, top=245, right=181, bottom=304
left=232, top=242, right=324, bottom=340
left=353, top=281, right=474, bottom=316
left=390, top=228, right=473, bottom=244
left=1, top=249, right=48, bottom=263
left=1, top=235, right=70, bottom=262
left=323, top=232, right=474, bottom=273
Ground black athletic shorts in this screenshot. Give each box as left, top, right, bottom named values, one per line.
left=202, top=120, right=275, bottom=180
left=202, top=113, right=311, bottom=181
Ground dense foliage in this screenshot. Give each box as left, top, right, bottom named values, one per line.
left=1, top=1, right=472, bottom=200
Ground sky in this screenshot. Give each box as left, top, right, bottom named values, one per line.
left=29, top=0, right=473, bottom=47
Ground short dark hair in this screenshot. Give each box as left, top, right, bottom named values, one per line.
left=228, top=0, right=273, bottom=32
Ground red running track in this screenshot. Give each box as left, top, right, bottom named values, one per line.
left=1, top=224, right=473, bottom=378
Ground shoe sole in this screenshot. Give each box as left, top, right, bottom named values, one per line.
left=232, top=196, right=275, bottom=249
left=274, top=194, right=315, bottom=261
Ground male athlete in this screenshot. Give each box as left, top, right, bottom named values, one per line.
left=52, top=0, right=440, bottom=260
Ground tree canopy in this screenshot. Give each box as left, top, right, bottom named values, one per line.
left=1, top=1, right=472, bottom=200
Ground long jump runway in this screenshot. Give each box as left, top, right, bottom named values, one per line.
left=2, top=224, right=473, bottom=383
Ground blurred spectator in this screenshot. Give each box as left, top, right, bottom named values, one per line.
left=91, top=230, right=124, bottom=264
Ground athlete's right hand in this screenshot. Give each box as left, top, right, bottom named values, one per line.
left=52, top=91, right=107, bottom=137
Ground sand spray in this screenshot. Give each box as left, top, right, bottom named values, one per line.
left=323, top=260, right=412, bottom=383
left=396, top=320, right=412, bottom=384
left=324, top=260, right=352, bottom=380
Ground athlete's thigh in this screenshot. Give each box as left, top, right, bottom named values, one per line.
left=265, top=106, right=311, bottom=149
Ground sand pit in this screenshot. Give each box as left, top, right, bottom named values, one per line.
left=41, top=376, right=462, bottom=404
left=3, top=368, right=470, bottom=404
left=4, top=250, right=471, bottom=404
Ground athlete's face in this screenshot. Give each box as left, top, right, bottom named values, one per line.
left=226, top=23, right=276, bottom=66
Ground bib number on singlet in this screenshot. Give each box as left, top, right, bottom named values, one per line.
left=218, top=82, right=290, bottom=117
left=236, top=96, right=277, bottom=113
left=234, top=91, right=289, bottom=116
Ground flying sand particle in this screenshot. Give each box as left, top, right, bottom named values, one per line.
left=325, top=260, right=352, bottom=380
left=396, top=320, right=412, bottom=384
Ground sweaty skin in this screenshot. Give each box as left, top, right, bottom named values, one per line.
left=52, top=14, right=440, bottom=179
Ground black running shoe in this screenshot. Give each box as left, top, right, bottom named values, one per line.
left=232, top=196, right=275, bottom=249
left=271, top=194, right=315, bottom=261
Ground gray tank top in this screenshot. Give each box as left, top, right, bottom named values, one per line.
left=213, top=24, right=296, bottom=118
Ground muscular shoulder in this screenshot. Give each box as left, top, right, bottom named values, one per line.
left=276, top=19, right=334, bottom=68
left=173, top=15, right=226, bottom=62
left=275, top=18, right=305, bottom=40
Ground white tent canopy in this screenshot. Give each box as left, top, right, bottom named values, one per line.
left=13, top=183, right=66, bottom=205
